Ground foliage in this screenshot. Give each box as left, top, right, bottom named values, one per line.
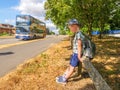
left=109, top=0, right=120, bottom=30
left=45, top=0, right=119, bottom=37
left=49, top=31, right=55, bottom=35
left=0, top=32, right=10, bottom=36
left=44, top=0, right=72, bottom=30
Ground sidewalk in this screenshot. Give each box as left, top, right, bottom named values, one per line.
left=0, top=35, right=14, bottom=39
left=108, top=34, right=120, bottom=38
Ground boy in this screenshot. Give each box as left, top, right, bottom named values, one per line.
left=56, top=19, right=83, bottom=84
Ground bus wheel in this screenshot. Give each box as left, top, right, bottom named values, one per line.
left=33, top=35, right=37, bottom=39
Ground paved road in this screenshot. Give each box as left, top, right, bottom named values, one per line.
left=0, top=37, right=21, bottom=45
left=0, top=35, right=66, bottom=77
left=108, top=34, right=120, bottom=38
left=0, top=35, right=53, bottom=45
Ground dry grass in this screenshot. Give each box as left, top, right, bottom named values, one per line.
left=0, top=39, right=95, bottom=90
left=92, top=36, right=120, bottom=90
left=0, top=36, right=119, bottom=90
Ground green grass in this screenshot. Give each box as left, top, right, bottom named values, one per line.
left=0, top=32, right=10, bottom=36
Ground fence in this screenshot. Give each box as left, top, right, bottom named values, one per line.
left=92, top=30, right=120, bottom=35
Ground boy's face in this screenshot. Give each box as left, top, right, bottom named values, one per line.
left=68, top=24, right=79, bottom=33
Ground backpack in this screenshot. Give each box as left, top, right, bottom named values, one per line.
left=80, top=32, right=96, bottom=59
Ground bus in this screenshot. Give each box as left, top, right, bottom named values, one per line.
left=15, top=15, right=46, bottom=40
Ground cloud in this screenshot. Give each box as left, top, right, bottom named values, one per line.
left=4, top=19, right=15, bottom=25
left=15, top=0, right=45, bottom=17
left=14, top=0, right=57, bottom=33
left=46, top=22, right=56, bottom=29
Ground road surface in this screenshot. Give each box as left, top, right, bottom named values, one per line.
left=108, top=34, right=120, bottom=38
left=0, top=35, right=67, bottom=77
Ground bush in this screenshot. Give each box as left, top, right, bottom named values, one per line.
left=0, top=32, right=9, bottom=36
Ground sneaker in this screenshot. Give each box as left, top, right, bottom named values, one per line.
left=56, top=74, right=66, bottom=80
left=56, top=76, right=67, bottom=84
left=56, top=75, right=63, bottom=80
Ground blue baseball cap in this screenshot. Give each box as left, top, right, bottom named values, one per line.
left=68, top=19, right=79, bottom=26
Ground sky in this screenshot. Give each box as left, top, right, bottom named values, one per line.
left=0, top=0, right=58, bottom=33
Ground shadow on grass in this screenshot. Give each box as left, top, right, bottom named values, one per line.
left=68, top=71, right=90, bottom=82
left=78, top=83, right=96, bottom=90
left=65, top=57, right=71, bottom=61
left=92, top=37, right=120, bottom=90
left=67, top=77, right=96, bottom=90
left=93, top=60, right=120, bottom=90
left=63, top=45, right=72, bottom=50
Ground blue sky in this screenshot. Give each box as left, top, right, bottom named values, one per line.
left=0, top=0, right=58, bottom=33
left=0, top=0, right=20, bottom=25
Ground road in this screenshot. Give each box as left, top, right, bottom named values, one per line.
left=0, top=35, right=67, bottom=77
left=0, top=37, right=20, bottom=45
left=108, top=34, right=120, bottom=38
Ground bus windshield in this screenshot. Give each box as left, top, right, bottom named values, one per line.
left=16, top=27, right=29, bottom=34
left=16, top=15, right=30, bottom=26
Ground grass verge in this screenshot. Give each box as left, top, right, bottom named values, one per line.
left=0, top=39, right=95, bottom=90
left=0, top=36, right=119, bottom=90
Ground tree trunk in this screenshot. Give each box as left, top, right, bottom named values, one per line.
left=88, top=23, right=92, bottom=39
left=98, top=21, right=105, bottom=39
left=98, top=32, right=102, bottom=39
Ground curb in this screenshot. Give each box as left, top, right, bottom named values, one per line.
left=0, top=36, right=14, bottom=39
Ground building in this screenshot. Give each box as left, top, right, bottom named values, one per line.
left=0, top=24, right=16, bottom=35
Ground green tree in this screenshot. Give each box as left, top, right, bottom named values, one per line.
left=44, top=0, right=72, bottom=32
left=45, top=0, right=118, bottom=38
left=109, top=0, right=120, bottom=30
left=94, top=0, right=116, bottom=39
left=72, top=0, right=98, bottom=37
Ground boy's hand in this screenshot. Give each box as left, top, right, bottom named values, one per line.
left=78, top=55, right=83, bottom=62
left=77, top=39, right=82, bottom=62
left=80, top=56, right=86, bottom=62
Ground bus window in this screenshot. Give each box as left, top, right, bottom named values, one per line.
left=16, top=27, right=29, bottom=33
left=16, top=16, right=30, bottom=25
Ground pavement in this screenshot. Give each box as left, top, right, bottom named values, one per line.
left=0, top=35, right=14, bottom=39
left=108, top=34, right=120, bottom=38
left=0, top=35, right=67, bottom=77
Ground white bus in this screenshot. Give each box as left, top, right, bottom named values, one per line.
left=15, top=15, right=46, bottom=40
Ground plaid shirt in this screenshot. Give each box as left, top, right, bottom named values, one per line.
left=73, top=31, right=84, bottom=54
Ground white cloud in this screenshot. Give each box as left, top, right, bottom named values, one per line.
left=4, top=19, right=15, bottom=25
left=15, top=0, right=45, bottom=17
left=46, top=22, right=56, bottom=29
left=14, top=0, right=57, bottom=33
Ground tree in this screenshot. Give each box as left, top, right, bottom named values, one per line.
left=95, top=0, right=116, bottom=39
left=45, top=0, right=118, bottom=38
left=45, top=0, right=98, bottom=37
left=109, top=0, right=120, bottom=30
left=72, top=0, right=98, bottom=37
left=50, top=31, right=55, bottom=35
left=44, top=0, right=72, bottom=32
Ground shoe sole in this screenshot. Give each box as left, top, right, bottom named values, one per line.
left=56, top=79, right=66, bottom=85
left=56, top=77, right=59, bottom=80
left=56, top=76, right=63, bottom=80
